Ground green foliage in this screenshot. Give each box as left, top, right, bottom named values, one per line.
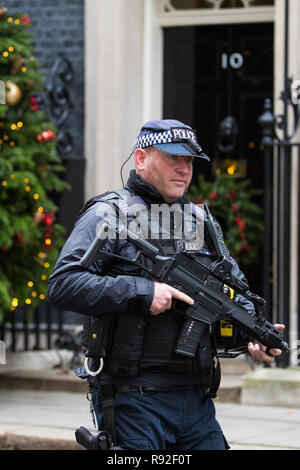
left=0, top=9, right=70, bottom=320
left=187, top=173, right=264, bottom=278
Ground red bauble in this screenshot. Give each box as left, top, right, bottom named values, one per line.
left=227, top=189, right=237, bottom=199
left=42, top=214, right=54, bottom=226
left=235, top=217, right=246, bottom=231
left=20, top=16, right=31, bottom=24
left=37, top=130, right=56, bottom=144
left=15, top=233, right=26, bottom=246
left=46, top=130, right=56, bottom=141
left=30, top=97, right=38, bottom=112
left=231, top=203, right=239, bottom=214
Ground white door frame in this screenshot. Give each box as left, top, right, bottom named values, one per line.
left=147, top=1, right=300, bottom=362
left=144, top=0, right=275, bottom=121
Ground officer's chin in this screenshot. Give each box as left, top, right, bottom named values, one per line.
left=164, top=192, right=185, bottom=204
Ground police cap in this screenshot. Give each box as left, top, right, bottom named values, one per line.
left=133, top=119, right=210, bottom=161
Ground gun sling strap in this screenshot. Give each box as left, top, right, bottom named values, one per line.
left=206, top=356, right=221, bottom=399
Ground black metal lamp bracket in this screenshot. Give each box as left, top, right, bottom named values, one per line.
left=274, top=78, right=300, bottom=142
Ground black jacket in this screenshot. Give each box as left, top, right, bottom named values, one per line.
left=48, top=171, right=254, bottom=387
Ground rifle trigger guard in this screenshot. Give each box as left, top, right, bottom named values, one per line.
left=84, top=357, right=104, bottom=377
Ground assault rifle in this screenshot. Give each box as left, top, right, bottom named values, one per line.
left=80, top=224, right=289, bottom=358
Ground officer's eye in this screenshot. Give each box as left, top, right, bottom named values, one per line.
left=167, top=155, right=194, bottom=165
left=182, top=157, right=194, bottom=165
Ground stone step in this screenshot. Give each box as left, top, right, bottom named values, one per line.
left=0, top=351, right=255, bottom=403
left=0, top=369, right=86, bottom=393
left=241, top=367, right=300, bottom=408
left=0, top=423, right=83, bottom=451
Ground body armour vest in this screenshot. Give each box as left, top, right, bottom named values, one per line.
left=80, top=178, right=218, bottom=386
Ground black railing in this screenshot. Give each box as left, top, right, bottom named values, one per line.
left=257, top=0, right=300, bottom=367
left=259, top=104, right=300, bottom=367
left=258, top=99, right=300, bottom=366
left=0, top=302, right=76, bottom=353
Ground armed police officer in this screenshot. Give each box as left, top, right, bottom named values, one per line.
left=47, top=119, right=284, bottom=450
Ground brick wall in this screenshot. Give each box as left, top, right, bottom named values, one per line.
left=4, top=0, right=84, bottom=159
left=4, top=1, right=86, bottom=325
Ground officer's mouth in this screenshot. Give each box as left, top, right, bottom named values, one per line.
left=171, top=180, right=187, bottom=186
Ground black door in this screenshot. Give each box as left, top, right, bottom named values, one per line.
left=163, top=23, right=274, bottom=187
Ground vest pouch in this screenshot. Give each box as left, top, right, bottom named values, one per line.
left=105, top=313, right=146, bottom=377
left=82, top=313, right=115, bottom=359
left=87, top=318, right=104, bottom=359
left=140, top=312, right=195, bottom=374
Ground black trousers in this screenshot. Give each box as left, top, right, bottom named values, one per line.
left=91, top=385, right=229, bottom=450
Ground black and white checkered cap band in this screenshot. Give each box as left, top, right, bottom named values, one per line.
left=133, top=130, right=173, bottom=151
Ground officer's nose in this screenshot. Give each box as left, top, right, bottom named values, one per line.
left=175, top=159, right=192, bottom=174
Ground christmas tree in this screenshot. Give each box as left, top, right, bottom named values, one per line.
left=187, top=173, right=264, bottom=285
left=0, top=8, right=69, bottom=321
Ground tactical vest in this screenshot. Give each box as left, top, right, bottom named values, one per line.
left=80, top=188, right=218, bottom=386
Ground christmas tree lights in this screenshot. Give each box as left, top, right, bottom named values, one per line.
left=0, top=8, right=70, bottom=320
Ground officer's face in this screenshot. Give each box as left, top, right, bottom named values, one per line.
left=135, top=147, right=194, bottom=203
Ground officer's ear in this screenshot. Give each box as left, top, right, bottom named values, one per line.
left=134, top=148, right=148, bottom=172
